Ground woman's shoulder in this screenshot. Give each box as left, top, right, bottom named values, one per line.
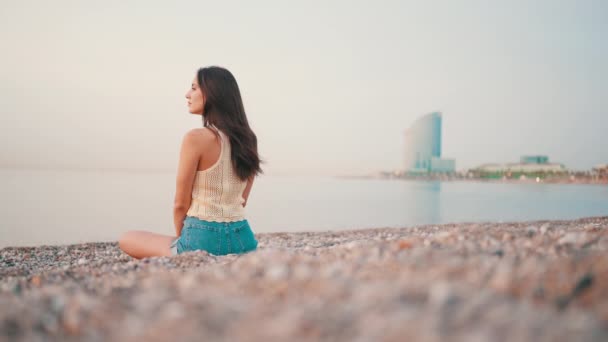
left=184, top=127, right=221, bottom=142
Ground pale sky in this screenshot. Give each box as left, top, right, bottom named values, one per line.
left=1, top=0, right=606, bottom=176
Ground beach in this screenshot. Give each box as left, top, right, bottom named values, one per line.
left=1, top=216, right=608, bottom=341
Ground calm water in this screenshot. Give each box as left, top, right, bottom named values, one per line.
left=1, top=168, right=606, bottom=248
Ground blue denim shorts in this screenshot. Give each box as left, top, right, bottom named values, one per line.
left=170, top=216, right=258, bottom=256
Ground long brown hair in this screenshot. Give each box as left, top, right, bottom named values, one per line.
left=197, top=66, right=263, bottom=181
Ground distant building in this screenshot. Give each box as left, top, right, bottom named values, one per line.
left=474, top=155, right=566, bottom=177
left=520, top=155, right=549, bottom=164
left=430, top=157, right=456, bottom=173
left=404, top=112, right=455, bottom=173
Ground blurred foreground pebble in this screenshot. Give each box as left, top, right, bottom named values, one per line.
left=1, top=216, right=608, bottom=341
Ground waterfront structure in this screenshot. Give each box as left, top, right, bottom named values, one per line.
left=404, top=112, right=455, bottom=173
left=521, top=155, right=549, bottom=164
left=430, top=157, right=456, bottom=173
left=473, top=155, right=566, bottom=178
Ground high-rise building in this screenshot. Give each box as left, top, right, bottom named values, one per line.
left=404, top=112, right=455, bottom=173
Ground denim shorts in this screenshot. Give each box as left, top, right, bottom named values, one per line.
left=170, top=216, right=258, bottom=256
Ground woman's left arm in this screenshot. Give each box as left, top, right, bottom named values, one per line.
left=173, top=129, right=201, bottom=236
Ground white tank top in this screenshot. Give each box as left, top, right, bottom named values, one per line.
left=186, top=127, right=248, bottom=222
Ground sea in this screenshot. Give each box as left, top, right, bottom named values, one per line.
left=1, top=167, right=606, bottom=248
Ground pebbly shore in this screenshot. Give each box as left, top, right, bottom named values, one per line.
left=1, top=217, right=608, bottom=341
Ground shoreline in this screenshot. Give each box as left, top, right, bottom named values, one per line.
left=337, top=175, right=608, bottom=185
left=2, top=216, right=608, bottom=341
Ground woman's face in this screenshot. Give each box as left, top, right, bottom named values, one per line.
left=185, top=76, right=205, bottom=115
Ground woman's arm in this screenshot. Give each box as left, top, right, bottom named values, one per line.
left=241, top=176, right=255, bottom=207
left=173, top=130, right=202, bottom=236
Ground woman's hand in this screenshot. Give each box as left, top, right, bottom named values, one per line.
left=241, top=176, right=254, bottom=208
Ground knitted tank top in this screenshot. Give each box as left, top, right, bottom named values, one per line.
left=186, top=127, right=248, bottom=222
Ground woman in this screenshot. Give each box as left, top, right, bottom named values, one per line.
left=119, top=66, right=262, bottom=259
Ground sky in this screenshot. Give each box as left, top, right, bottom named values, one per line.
left=1, top=0, right=606, bottom=176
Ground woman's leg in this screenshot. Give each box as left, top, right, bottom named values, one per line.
left=118, top=230, right=177, bottom=259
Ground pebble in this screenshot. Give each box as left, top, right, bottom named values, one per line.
left=0, top=217, right=607, bottom=341
left=558, top=232, right=583, bottom=245
left=266, top=264, right=289, bottom=280
left=540, top=223, right=551, bottom=235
